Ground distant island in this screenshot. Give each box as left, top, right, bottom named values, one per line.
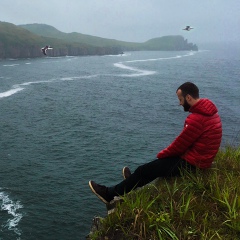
left=0, top=22, right=198, bottom=59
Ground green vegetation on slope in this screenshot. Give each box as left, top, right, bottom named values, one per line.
left=19, top=23, right=198, bottom=51
left=89, top=146, right=240, bottom=240
left=0, top=21, right=198, bottom=58
left=19, top=23, right=139, bottom=49
left=142, top=35, right=197, bottom=51
left=0, top=21, right=122, bottom=58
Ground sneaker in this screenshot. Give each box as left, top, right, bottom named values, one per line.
left=89, top=180, right=111, bottom=204
left=122, top=166, right=131, bottom=179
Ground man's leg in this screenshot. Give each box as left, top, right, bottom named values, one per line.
left=89, top=157, right=195, bottom=203
left=108, top=157, right=195, bottom=199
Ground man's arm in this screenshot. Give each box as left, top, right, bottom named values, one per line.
left=157, top=114, right=203, bottom=159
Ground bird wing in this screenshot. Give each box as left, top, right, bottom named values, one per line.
left=41, top=48, right=47, bottom=55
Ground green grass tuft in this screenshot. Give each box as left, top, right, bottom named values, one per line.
left=89, top=146, right=240, bottom=240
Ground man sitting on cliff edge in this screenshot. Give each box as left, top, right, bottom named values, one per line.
left=89, top=82, right=222, bottom=204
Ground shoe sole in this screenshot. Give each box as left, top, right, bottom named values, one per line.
left=122, top=166, right=129, bottom=179
left=122, top=167, right=126, bottom=179
left=88, top=181, right=109, bottom=204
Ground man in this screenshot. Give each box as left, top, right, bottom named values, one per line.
left=89, top=82, right=222, bottom=204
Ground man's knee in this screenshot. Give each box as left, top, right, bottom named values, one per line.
left=134, top=161, right=157, bottom=179
left=134, top=165, right=144, bottom=177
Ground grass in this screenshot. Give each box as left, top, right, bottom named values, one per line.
left=89, top=146, right=240, bottom=240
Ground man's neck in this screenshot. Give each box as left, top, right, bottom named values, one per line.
left=190, top=98, right=200, bottom=107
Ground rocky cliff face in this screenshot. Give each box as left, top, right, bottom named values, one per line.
left=0, top=44, right=122, bottom=58
left=142, top=36, right=198, bottom=51
left=86, top=197, right=124, bottom=239
left=0, top=22, right=198, bottom=59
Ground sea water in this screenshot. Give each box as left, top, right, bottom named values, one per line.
left=0, top=47, right=239, bottom=239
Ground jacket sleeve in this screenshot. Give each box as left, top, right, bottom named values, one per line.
left=157, top=114, right=203, bottom=159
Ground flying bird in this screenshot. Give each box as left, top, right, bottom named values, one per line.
left=41, top=45, right=53, bottom=55
left=183, top=26, right=194, bottom=31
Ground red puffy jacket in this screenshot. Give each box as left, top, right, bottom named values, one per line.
left=157, top=98, right=222, bottom=169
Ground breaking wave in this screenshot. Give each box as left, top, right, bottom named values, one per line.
left=0, top=51, right=196, bottom=99
left=0, top=189, right=23, bottom=237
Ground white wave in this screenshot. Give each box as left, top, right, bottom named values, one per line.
left=20, top=80, right=52, bottom=86
left=65, top=56, right=77, bottom=61
left=0, top=79, right=57, bottom=99
left=0, top=76, right=99, bottom=99
left=3, top=64, right=19, bottom=67
left=104, top=53, right=131, bottom=57
left=25, top=62, right=31, bottom=65
left=114, top=51, right=197, bottom=77
left=60, top=75, right=99, bottom=81
left=121, top=53, right=130, bottom=57
left=181, top=51, right=198, bottom=57
left=0, top=190, right=23, bottom=236
left=0, top=87, right=24, bottom=98
left=114, top=62, right=156, bottom=77
left=0, top=51, right=197, bottom=99
left=125, top=55, right=183, bottom=64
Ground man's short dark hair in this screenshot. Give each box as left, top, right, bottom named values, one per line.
left=177, top=82, right=199, bottom=99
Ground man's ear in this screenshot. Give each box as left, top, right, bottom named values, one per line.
left=185, top=94, right=193, bottom=104
left=186, top=94, right=191, bottom=101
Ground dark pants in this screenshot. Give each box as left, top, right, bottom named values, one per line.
left=107, top=157, right=196, bottom=199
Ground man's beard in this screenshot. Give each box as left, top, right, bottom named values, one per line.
left=183, top=98, right=191, bottom=112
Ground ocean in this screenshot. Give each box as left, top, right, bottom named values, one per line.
left=0, top=47, right=239, bottom=239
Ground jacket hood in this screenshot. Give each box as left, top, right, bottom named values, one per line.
left=189, top=98, right=218, bottom=116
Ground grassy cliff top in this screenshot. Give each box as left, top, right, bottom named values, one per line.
left=0, top=22, right=198, bottom=51
left=0, top=21, right=89, bottom=48
left=89, top=146, right=240, bottom=239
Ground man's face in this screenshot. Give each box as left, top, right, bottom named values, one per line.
left=176, top=89, right=191, bottom=112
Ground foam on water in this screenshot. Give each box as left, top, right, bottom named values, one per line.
left=113, top=51, right=196, bottom=77
left=0, top=87, right=24, bottom=98
left=114, top=62, right=156, bottom=77
left=0, top=51, right=196, bottom=99
left=3, top=64, right=20, bottom=67
left=104, top=52, right=131, bottom=57
left=0, top=189, right=23, bottom=236
left=60, top=75, right=99, bottom=81
left=0, top=75, right=99, bottom=99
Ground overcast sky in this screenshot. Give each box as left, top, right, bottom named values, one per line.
left=1, top=0, right=239, bottom=45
